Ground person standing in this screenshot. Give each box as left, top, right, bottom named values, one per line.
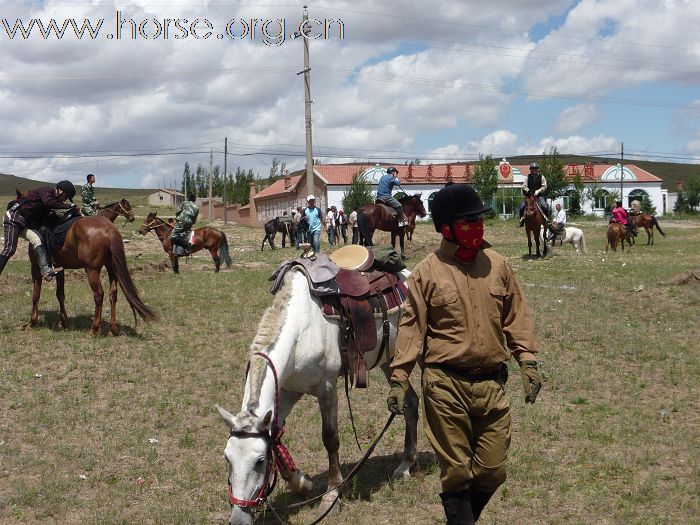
left=304, top=195, right=323, bottom=253
left=349, top=207, right=359, bottom=244
left=80, top=173, right=98, bottom=216
left=293, top=206, right=305, bottom=249
left=1, top=181, right=76, bottom=281
left=376, top=166, right=408, bottom=226
left=170, top=193, right=199, bottom=255
left=326, top=207, right=336, bottom=246
left=387, top=183, right=542, bottom=524
left=338, top=210, right=348, bottom=244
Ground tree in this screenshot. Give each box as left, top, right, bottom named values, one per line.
left=229, top=167, right=255, bottom=205
left=674, top=191, right=689, bottom=214
left=181, top=162, right=192, bottom=195
left=471, top=154, right=498, bottom=212
left=685, top=174, right=700, bottom=211
left=568, top=170, right=584, bottom=216
left=540, top=146, right=568, bottom=200
left=640, top=195, right=657, bottom=215
left=342, top=171, right=374, bottom=213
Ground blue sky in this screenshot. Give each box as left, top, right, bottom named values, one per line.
left=0, top=0, right=698, bottom=188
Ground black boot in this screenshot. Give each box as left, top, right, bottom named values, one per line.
left=0, top=254, right=8, bottom=276
left=34, top=245, right=62, bottom=282
left=469, top=489, right=494, bottom=522
left=440, top=491, right=474, bottom=525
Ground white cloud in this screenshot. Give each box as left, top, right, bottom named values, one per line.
left=552, top=104, right=601, bottom=134
left=469, top=130, right=519, bottom=156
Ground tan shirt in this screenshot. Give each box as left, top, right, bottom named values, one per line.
left=391, top=239, right=538, bottom=383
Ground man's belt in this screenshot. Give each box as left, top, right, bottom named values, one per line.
left=430, top=362, right=506, bottom=381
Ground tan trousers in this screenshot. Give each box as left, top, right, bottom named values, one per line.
left=422, top=366, right=511, bottom=493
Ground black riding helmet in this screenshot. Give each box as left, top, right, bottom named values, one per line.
left=431, top=183, right=491, bottom=232
left=386, top=166, right=398, bottom=175
left=56, top=180, right=76, bottom=202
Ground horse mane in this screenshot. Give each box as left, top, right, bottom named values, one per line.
left=398, top=194, right=417, bottom=204
left=245, top=269, right=295, bottom=413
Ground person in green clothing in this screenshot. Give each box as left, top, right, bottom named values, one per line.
left=387, top=183, right=543, bottom=525
left=170, top=193, right=199, bottom=255
left=80, top=173, right=98, bottom=215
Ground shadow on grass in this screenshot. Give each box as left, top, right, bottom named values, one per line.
left=28, top=311, right=143, bottom=337
left=261, top=451, right=436, bottom=523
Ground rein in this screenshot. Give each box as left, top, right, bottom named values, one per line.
left=226, top=352, right=397, bottom=525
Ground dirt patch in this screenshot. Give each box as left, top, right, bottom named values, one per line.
left=129, top=261, right=171, bottom=274
left=660, top=269, right=700, bottom=286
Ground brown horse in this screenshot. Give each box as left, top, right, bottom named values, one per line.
left=630, top=214, right=666, bottom=245
left=606, top=222, right=632, bottom=252
left=97, top=199, right=135, bottom=223
left=27, top=216, right=157, bottom=335
left=137, top=212, right=232, bottom=274
left=523, top=194, right=548, bottom=258
left=357, top=194, right=427, bottom=258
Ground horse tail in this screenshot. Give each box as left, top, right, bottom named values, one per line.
left=109, top=228, right=158, bottom=324
left=220, top=232, right=233, bottom=268
left=607, top=226, right=617, bottom=251
left=652, top=216, right=666, bottom=237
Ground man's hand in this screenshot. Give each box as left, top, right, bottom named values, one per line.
left=519, top=360, right=542, bottom=404
left=534, top=189, right=541, bottom=196
left=387, top=380, right=409, bottom=414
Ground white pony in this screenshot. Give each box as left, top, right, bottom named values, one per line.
left=216, top=267, right=419, bottom=525
left=547, top=226, right=587, bottom=254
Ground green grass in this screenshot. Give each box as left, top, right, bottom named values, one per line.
left=0, top=217, right=698, bottom=524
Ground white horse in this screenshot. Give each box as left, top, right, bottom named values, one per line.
left=547, top=226, right=587, bottom=254
left=216, top=267, right=419, bottom=525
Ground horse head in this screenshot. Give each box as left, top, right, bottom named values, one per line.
left=120, top=198, right=135, bottom=222
left=216, top=404, right=274, bottom=525
left=137, top=211, right=159, bottom=235
left=400, top=194, right=427, bottom=218
left=523, top=193, right=537, bottom=218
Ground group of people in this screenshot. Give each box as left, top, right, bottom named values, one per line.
left=291, top=195, right=362, bottom=254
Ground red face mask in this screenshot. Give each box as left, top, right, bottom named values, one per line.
left=441, top=218, right=484, bottom=261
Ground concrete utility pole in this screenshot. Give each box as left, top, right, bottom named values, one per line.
left=620, top=142, right=624, bottom=206
left=223, top=137, right=228, bottom=225
left=297, top=5, right=315, bottom=199
left=208, top=147, right=213, bottom=220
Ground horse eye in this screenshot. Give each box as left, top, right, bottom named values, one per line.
left=255, top=457, right=266, bottom=466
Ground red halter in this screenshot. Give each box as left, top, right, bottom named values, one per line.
left=226, top=352, right=297, bottom=510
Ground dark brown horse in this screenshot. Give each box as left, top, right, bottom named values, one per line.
left=630, top=214, right=666, bottom=245
left=261, top=216, right=294, bottom=250
left=357, top=194, right=427, bottom=258
left=606, top=222, right=632, bottom=252
left=27, top=216, right=157, bottom=335
left=97, top=199, right=135, bottom=223
left=523, top=194, right=547, bottom=258
left=137, top=212, right=232, bottom=274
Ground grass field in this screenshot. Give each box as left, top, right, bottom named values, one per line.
left=0, top=213, right=698, bottom=525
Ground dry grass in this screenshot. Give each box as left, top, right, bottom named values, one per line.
left=0, top=216, right=698, bottom=524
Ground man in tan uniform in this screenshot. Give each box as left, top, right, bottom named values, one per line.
left=387, top=183, right=542, bottom=524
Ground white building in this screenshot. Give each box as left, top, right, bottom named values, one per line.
left=147, top=188, right=185, bottom=207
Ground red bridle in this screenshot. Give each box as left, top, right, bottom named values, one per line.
left=226, top=352, right=297, bottom=511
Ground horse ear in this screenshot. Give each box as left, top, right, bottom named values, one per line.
left=215, top=404, right=236, bottom=429
left=257, top=410, right=273, bottom=432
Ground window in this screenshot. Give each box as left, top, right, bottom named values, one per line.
left=159, top=195, right=163, bottom=201
left=627, top=189, right=648, bottom=208
left=562, top=189, right=577, bottom=209
left=595, top=190, right=611, bottom=209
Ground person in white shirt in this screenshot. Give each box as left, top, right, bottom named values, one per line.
left=549, top=203, right=567, bottom=239
left=326, top=207, right=336, bottom=245
left=349, top=208, right=359, bottom=244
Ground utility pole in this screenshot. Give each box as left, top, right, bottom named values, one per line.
left=620, top=142, right=624, bottom=206
left=297, top=5, right=315, bottom=200
left=208, top=148, right=213, bottom=221
left=223, top=137, right=228, bottom=225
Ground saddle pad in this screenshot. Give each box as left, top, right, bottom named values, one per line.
left=40, top=216, right=82, bottom=254
left=375, top=201, right=397, bottom=217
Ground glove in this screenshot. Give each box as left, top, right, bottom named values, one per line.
left=387, top=380, right=409, bottom=414
left=519, top=360, right=542, bottom=404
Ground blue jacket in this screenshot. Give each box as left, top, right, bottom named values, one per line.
left=377, top=174, right=401, bottom=198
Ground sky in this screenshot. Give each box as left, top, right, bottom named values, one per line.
left=0, top=0, right=699, bottom=189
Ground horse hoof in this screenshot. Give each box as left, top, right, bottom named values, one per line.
left=107, top=328, right=119, bottom=337
left=23, top=323, right=34, bottom=331
left=391, top=465, right=412, bottom=480
left=319, top=492, right=341, bottom=516
left=89, top=329, right=99, bottom=337
left=55, top=322, right=65, bottom=331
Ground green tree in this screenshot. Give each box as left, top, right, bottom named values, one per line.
left=181, top=162, right=192, bottom=195
left=567, top=170, right=584, bottom=216
left=540, top=145, right=568, bottom=199
left=685, top=174, right=700, bottom=211
left=471, top=154, right=498, bottom=212
left=674, top=191, right=689, bottom=214
left=342, top=171, right=374, bottom=213
left=640, top=195, right=657, bottom=215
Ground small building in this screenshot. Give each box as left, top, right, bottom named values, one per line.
left=147, top=189, right=185, bottom=207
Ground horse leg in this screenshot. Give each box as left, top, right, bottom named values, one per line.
left=317, top=380, right=343, bottom=516
left=399, top=231, right=406, bottom=259
left=55, top=270, right=67, bottom=330
left=106, top=264, right=119, bottom=336
left=210, top=247, right=220, bottom=272
left=86, top=268, right=104, bottom=336
left=527, top=230, right=533, bottom=257
left=26, top=260, right=43, bottom=330
left=647, top=226, right=653, bottom=245
left=278, top=389, right=314, bottom=495
left=381, top=363, right=418, bottom=479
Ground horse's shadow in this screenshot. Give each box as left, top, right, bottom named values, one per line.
left=263, top=451, right=435, bottom=522
left=30, top=311, right=141, bottom=337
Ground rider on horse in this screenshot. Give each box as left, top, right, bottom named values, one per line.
left=80, top=173, right=99, bottom=216
left=1, top=180, right=76, bottom=281
left=518, top=163, right=549, bottom=227
left=610, top=200, right=635, bottom=238
left=170, top=193, right=199, bottom=255
left=548, top=203, right=567, bottom=240
left=377, top=166, right=408, bottom=227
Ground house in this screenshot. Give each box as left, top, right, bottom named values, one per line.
left=147, top=189, right=185, bottom=207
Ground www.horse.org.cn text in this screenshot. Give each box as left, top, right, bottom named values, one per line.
left=1, top=12, right=346, bottom=45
